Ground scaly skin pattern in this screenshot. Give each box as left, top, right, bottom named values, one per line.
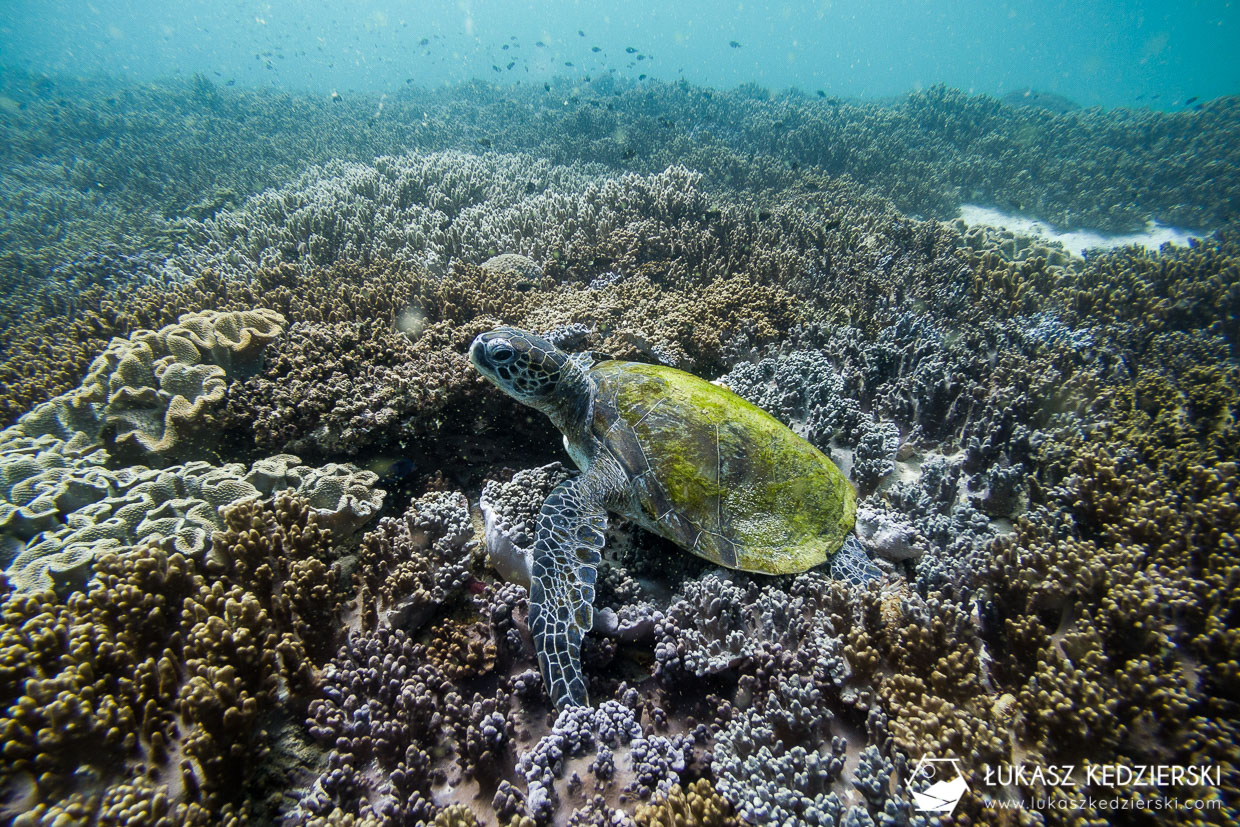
left=528, top=451, right=628, bottom=708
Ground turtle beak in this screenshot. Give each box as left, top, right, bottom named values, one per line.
left=469, top=334, right=487, bottom=370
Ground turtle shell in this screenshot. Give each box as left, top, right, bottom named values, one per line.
left=587, top=361, right=856, bottom=574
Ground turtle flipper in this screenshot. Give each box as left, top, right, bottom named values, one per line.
left=830, top=535, right=881, bottom=586
left=529, top=475, right=608, bottom=707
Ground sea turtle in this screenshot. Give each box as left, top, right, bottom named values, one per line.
left=470, top=326, right=876, bottom=707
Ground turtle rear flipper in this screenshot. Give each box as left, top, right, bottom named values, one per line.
left=830, top=535, right=881, bottom=586
left=529, top=474, right=609, bottom=708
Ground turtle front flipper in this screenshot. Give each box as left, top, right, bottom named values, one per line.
left=529, top=474, right=609, bottom=707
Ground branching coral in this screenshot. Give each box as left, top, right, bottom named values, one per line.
left=0, top=494, right=345, bottom=825
left=0, top=75, right=1237, bottom=827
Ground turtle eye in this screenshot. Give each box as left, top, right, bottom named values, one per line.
left=490, top=344, right=515, bottom=364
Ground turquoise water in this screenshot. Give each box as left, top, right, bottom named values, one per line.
left=3, top=0, right=1236, bottom=107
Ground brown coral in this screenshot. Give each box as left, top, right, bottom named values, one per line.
left=634, top=778, right=738, bottom=827
left=0, top=494, right=343, bottom=822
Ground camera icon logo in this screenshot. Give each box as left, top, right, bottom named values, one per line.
left=911, top=756, right=969, bottom=814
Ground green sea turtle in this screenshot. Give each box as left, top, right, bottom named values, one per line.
left=470, top=326, right=876, bottom=707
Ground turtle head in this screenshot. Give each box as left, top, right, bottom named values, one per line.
left=470, top=327, right=568, bottom=400
left=471, top=327, right=594, bottom=432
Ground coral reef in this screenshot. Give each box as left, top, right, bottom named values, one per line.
left=0, top=495, right=347, bottom=825
left=0, top=311, right=381, bottom=593
left=3, top=73, right=1235, bottom=300
left=0, top=70, right=1237, bottom=827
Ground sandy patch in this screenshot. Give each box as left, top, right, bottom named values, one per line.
left=958, top=204, right=1202, bottom=256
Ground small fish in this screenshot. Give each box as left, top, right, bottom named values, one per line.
left=330, top=90, right=343, bottom=102
left=419, top=37, right=429, bottom=46
left=492, top=64, right=501, bottom=72
left=638, top=73, right=647, bottom=80
left=636, top=54, right=645, bottom=60
left=502, top=44, right=510, bottom=50
left=226, top=79, right=236, bottom=86
left=565, top=61, right=574, bottom=67
left=625, top=46, right=637, bottom=53
left=729, top=40, right=741, bottom=48
left=592, top=46, right=601, bottom=53
left=536, top=40, right=546, bottom=47
left=1186, top=96, right=1199, bottom=105
left=506, top=61, right=515, bottom=70
left=816, top=89, right=825, bottom=97
left=361, top=456, right=417, bottom=487
left=578, top=29, right=586, bottom=36
left=544, top=82, right=551, bottom=91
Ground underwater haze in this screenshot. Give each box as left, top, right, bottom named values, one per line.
left=3, top=0, right=1239, bottom=107
left=2, top=0, right=1239, bottom=826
